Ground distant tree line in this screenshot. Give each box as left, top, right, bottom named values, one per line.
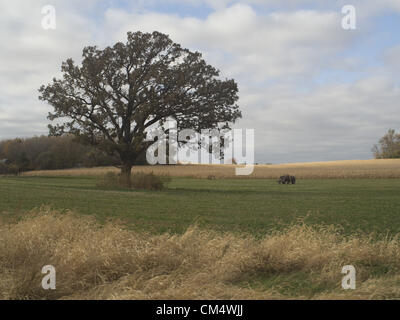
left=373, top=129, right=400, bottom=159
left=0, top=135, right=121, bottom=175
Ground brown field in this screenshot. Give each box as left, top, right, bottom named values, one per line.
left=22, top=159, right=400, bottom=179
left=1, top=207, right=400, bottom=300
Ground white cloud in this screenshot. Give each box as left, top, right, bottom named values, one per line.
left=0, top=1, right=97, bottom=138
left=239, top=75, right=400, bottom=162
left=0, top=1, right=399, bottom=162
left=105, top=4, right=357, bottom=82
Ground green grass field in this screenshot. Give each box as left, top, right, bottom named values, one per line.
left=1, top=175, right=400, bottom=236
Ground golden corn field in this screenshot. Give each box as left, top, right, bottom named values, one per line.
left=22, top=159, right=400, bottom=179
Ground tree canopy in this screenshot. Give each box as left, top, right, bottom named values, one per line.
left=0, top=135, right=119, bottom=174
left=372, top=129, right=400, bottom=159
left=39, top=31, right=241, bottom=185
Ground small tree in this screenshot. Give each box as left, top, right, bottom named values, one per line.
left=39, top=31, right=241, bottom=186
left=372, top=129, right=400, bottom=159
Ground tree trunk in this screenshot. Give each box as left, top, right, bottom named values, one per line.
left=120, top=164, right=132, bottom=188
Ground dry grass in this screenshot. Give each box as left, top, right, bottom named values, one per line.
left=22, top=159, right=400, bottom=179
left=1, top=208, right=400, bottom=300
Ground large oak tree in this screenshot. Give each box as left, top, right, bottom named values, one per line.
left=39, top=31, right=241, bottom=186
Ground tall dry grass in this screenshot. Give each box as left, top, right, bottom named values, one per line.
left=1, top=208, right=400, bottom=300
left=22, top=159, right=400, bottom=179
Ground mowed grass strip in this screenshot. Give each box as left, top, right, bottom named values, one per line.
left=1, top=176, right=400, bottom=235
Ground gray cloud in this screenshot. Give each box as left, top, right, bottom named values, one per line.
left=0, top=1, right=399, bottom=163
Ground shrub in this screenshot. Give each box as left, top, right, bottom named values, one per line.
left=0, top=163, right=17, bottom=175
left=96, top=171, right=171, bottom=191
left=131, top=172, right=171, bottom=191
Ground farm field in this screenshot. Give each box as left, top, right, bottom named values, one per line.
left=3, top=0, right=400, bottom=302
left=22, top=159, right=400, bottom=179
left=1, top=174, right=400, bottom=236
left=2, top=163, right=400, bottom=299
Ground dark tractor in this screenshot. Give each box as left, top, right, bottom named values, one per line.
left=278, top=175, right=290, bottom=184
left=278, top=175, right=296, bottom=184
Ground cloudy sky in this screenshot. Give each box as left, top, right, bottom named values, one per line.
left=0, top=0, right=399, bottom=163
